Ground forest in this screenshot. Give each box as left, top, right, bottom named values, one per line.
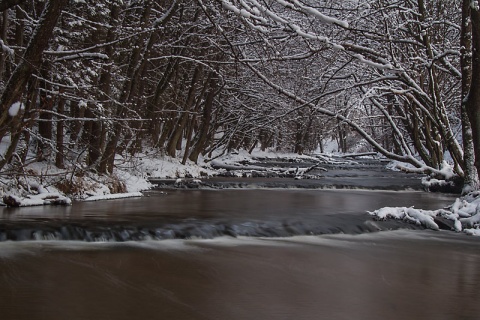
left=0, top=0, right=479, bottom=195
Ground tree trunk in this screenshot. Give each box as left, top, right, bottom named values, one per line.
left=0, top=0, right=25, bottom=12
left=467, top=5, right=480, bottom=182
left=0, top=10, right=8, bottom=79
left=189, top=76, right=217, bottom=163
left=55, top=98, right=65, bottom=169
left=0, top=0, right=66, bottom=169
left=166, top=66, right=201, bottom=158
left=37, top=77, right=53, bottom=161
left=85, top=108, right=102, bottom=166
left=69, top=101, right=84, bottom=144
left=98, top=3, right=155, bottom=174
left=461, top=0, right=479, bottom=192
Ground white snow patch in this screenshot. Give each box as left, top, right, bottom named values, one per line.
left=370, top=190, right=480, bottom=236
left=421, top=176, right=454, bottom=189
left=8, top=102, right=24, bottom=117
left=3, top=192, right=72, bottom=207
left=464, top=228, right=480, bottom=236
left=83, top=192, right=143, bottom=202
left=369, top=206, right=442, bottom=230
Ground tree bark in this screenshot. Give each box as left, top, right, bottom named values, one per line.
left=166, top=66, right=201, bottom=158
left=0, top=10, right=8, bottom=79
left=461, top=0, right=479, bottom=192
left=0, top=0, right=66, bottom=168
left=189, top=75, right=217, bottom=163
left=55, top=98, right=65, bottom=169
left=37, top=75, right=53, bottom=161
left=467, top=5, right=480, bottom=183
left=0, top=0, right=25, bottom=12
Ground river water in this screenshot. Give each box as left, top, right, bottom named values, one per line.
left=1, top=177, right=480, bottom=319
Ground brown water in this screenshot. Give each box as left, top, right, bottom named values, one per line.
left=1, top=189, right=479, bottom=319
left=0, top=232, right=479, bottom=320
left=0, top=189, right=457, bottom=240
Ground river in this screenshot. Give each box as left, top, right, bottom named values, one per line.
left=0, top=161, right=479, bottom=319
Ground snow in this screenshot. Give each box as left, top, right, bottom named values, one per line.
left=3, top=191, right=72, bottom=207
left=291, top=0, right=349, bottom=28
left=84, top=192, right=143, bottom=202
left=8, top=102, right=24, bottom=117
left=369, top=206, right=439, bottom=230
left=0, top=39, right=14, bottom=56
left=369, top=191, right=480, bottom=236
left=0, top=146, right=218, bottom=207
left=421, top=177, right=454, bottom=189
left=353, top=54, right=393, bottom=70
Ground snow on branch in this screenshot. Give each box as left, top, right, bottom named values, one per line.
left=152, top=0, right=179, bottom=27
left=243, top=61, right=451, bottom=177
left=352, top=54, right=393, bottom=70
left=472, top=1, right=479, bottom=10
left=289, top=0, right=349, bottom=28
left=8, top=102, right=24, bottom=117
left=221, top=0, right=348, bottom=48
left=0, top=39, right=14, bottom=56
left=54, top=52, right=109, bottom=61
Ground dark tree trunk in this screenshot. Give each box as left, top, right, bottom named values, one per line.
left=0, top=0, right=25, bottom=12
left=37, top=77, right=53, bottom=161
left=98, top=4, right=155, bottom=174
left=166, top=66, right=201, bottom=158
left=467, top=6, right=480, bottom=182
left=55, top=98, right=65, bottom=169
left=189, top=76, right=217, bottom=163
left=0, top=10, right=8, bottom=78
left=69, top=101, right=84, bottom=144
left=84, top=107, right=102, bottom=166
left=0, top=0, right=66, bottom=169
left=461, top=0, right=479, bottom=192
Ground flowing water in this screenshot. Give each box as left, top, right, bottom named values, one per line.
left=1, top=175, right=479, bottom=319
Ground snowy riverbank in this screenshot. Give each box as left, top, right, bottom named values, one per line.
left=0, top=149, right=336, bottom=206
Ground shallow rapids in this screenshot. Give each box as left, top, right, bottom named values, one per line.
left=0, top=189, right=456, bottom=241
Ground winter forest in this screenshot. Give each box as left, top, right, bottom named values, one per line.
left=1, top=0, right=480, bottom=197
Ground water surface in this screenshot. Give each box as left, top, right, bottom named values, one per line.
left=0, top=231, right=479, bottom=320
left=0, top=182, right=477, bottom=319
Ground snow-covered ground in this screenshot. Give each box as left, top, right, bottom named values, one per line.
left=0, top=150, right=214, bottom=206
left=0, top=148, right=342, bottom=206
